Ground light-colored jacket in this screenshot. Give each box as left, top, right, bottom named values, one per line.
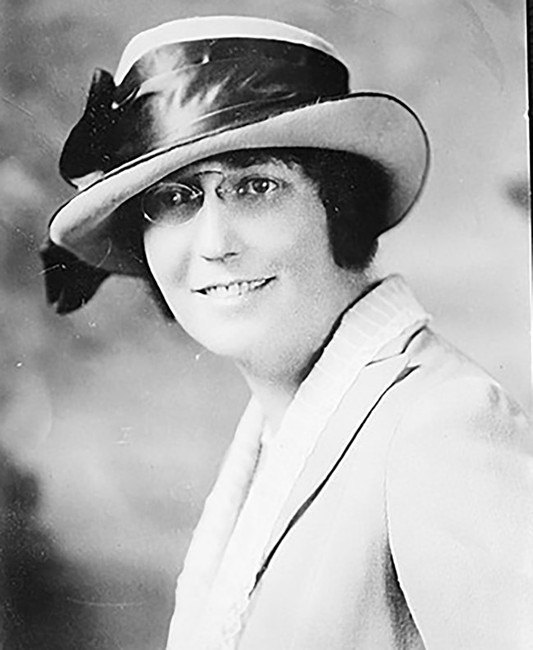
left=237, top=327, right=533, bottom=649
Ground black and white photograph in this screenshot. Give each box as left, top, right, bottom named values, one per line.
left=0, top=1, right=531, bottom=648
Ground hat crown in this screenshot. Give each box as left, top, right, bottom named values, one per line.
left=59, top=19, right=350, bottom=187
left=115, top=16, right=342, bottom=84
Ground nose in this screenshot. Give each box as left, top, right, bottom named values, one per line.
left=193, top=193, right=240, bottom=262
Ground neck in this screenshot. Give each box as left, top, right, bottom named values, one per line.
left=237, top=275, right=374, bottom=434
left=241, top=375, right=296, bottom=435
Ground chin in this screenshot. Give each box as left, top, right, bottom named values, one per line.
left=182, top=321, right=263, bottom=361
left=200, top=339, right=260, bottom=364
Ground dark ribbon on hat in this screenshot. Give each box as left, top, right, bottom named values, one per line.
left=59, top=37, right=349, bottom=186
left=40, top=238, right=111, bottom=314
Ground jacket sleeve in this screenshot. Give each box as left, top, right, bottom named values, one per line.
left=385, top=376, right=533, bottom=650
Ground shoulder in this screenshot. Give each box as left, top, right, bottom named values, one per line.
left=392, top=327, right=532, bottom=454
left=386, top=329, right=533, bottom=544
left=386, top=369, right=533, bottom=538
left=383, top=332, right=533, bottom=648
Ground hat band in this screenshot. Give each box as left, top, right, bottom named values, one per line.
left=60, top=38, right=349, bottom=188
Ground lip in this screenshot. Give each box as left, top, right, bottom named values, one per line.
left=193, top=276, right=276, bottom=297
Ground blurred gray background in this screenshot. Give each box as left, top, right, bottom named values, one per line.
left=0, top=0, right=530, bottom=647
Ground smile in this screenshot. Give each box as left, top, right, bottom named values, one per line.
left=195, top=277, right=275, bottom=298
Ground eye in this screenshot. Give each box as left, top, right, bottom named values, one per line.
left=236, top=177, right=280, bottom=197
left=142, top=182, right=202, bottom=225
left=156, top=182, right=200, bottom=205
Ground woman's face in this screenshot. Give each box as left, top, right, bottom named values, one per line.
left=143, top=153, right=362, bottom=374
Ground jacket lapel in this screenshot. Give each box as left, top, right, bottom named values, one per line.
left=256, top=352, right=413, bottom=587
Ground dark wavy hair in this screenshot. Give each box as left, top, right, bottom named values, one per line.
left=112, top=147, right=393, bottom=319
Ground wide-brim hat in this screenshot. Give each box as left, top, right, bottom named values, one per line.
left=43, top=16, right=429, bottom=312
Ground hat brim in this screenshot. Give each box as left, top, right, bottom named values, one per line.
left=50, top=92, right=429, bottom=275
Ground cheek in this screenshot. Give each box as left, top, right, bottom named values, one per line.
left=254, top=200, right=330, bottom=269
left=277, top=210, right=332, bottom=280
left=144, top=228, right=189, bottom=301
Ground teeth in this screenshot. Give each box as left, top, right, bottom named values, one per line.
left=203, top=278, right=270, bottom=297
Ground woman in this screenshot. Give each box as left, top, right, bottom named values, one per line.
left=42, top=16, right=533, bottom=650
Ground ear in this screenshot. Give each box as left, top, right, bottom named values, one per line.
left=39, top=239, right=111, bottom=314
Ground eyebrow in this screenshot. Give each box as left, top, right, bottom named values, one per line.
left=202, top=150, right=296, bottom=170
left=167, top=158, right=293, bottom=185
